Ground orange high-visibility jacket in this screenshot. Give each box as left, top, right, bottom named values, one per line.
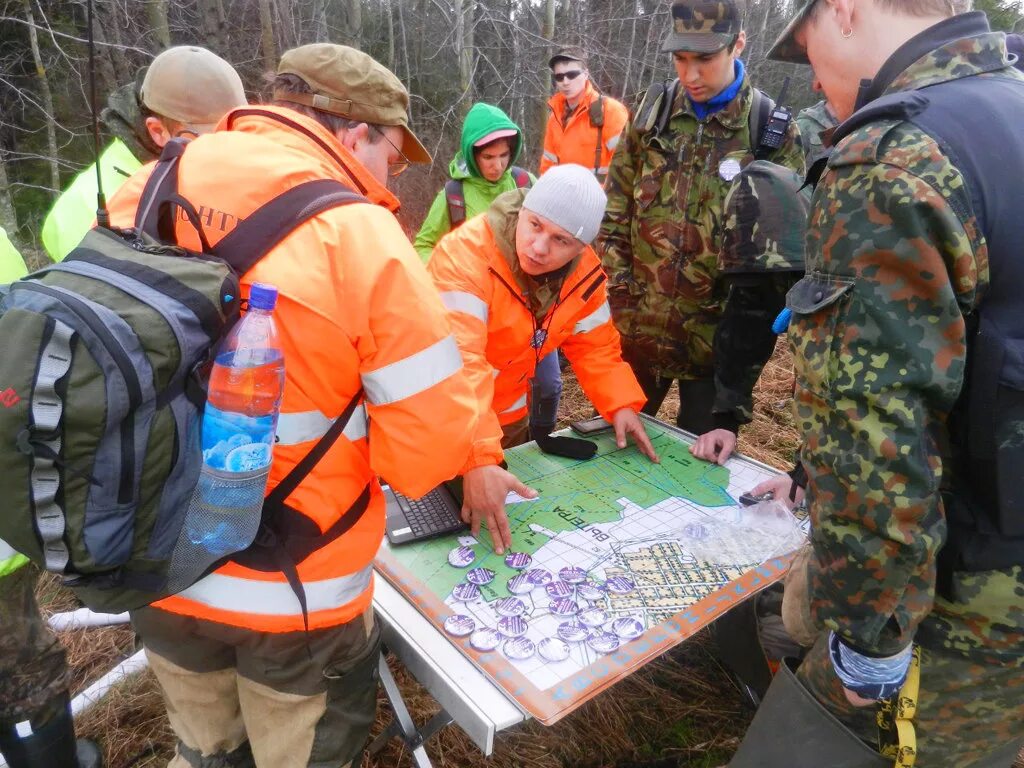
left=539, top=81, right=629, bottom=181
left=428, top=195, right=645, bottom=472
left=107, top=106, right=478, bottom=632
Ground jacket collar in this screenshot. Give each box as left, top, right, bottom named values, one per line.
left=671, top=74, right=752, bottom=131
left=547, top=80, right=600, bottom=118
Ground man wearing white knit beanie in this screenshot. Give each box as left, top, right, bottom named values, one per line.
left=428, top=164, right=659, bottom=554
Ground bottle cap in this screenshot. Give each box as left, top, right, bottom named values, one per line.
left=249, top=283, right=278, bottom=311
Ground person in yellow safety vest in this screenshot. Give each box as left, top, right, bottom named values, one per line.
left=428, top=164, right=659, bottom=554
left=0, top=226, right=27, bottom=282
left=40, top=45, right=246, bottom=262
left=105, top=44, right=479, bottom=768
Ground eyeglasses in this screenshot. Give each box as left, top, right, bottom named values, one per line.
left=372, top=126, right=411, bottom=177
left=552, top=70, right=583, bottom=83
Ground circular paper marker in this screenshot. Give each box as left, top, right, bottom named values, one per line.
left=503, top=636, right=536, bottom=661
left=545, top=581, right=573, bottom=599
left=611, top=617, right=644, bottom=640
left=577, top=581, right=605, bottom=602
left=525, top=568, right=552, bottom=586
left=495, top=597, right=527, bottom=617
left=497, top=615, right=528, bottom=638
left=448, top=546, right=476, bottom=568
left=587, top=631, right=621, bottom=654
left=538, top=637, right=571, bottom=663
left=443, top=614, right=475, bottom=637
left=558, top=566, right=588, bottom=584
left=605, top=576, right=636, bottom=595
left=557, top=620, right=589, bottom=643
left=451, top=582, right=479, bottom=602
left=466, top=567, right=495, bottom=586
left=507, top=574, right=533, bottom=595
left=469, top=627, right=502, bottom=652
left=549, top=598, right=580, bottom=617
left=504, top=552, right=532, bottom=570
left=578, top=608, right=609, bottom=628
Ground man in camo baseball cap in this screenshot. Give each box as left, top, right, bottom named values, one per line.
left=662, top=0, right=745, bottom=53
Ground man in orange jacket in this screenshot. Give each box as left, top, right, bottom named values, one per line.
left=428, top=163, right=658, bottom=555
left=106, top=45, right=478, bottom=768
left=539, top=47, right=629, bottom=183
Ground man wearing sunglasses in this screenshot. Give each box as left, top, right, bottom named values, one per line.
left=540, top=47, right=629, bottom=184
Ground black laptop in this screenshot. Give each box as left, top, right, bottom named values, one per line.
left=384, top=478, right=467, bottom=545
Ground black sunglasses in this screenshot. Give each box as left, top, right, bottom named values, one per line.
left=552, top=70, right=583, bottom=83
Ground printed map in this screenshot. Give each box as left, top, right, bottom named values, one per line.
left=375, top=416, right=805, bottom=724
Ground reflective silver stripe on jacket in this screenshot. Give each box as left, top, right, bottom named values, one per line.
left=606, top=134, right=621, bottom=152
left=440, top=291, right=489, bottom=324
left=175, top=564, right=374, bottom=616
left=361, top=335, right=463, bottom=406
left=543, top=151, right=559, bottom=163
left=500, top=393, right=528, bottom=414
left=573, top=301, right=612, bottom=335
left=275, top=403, right=368, bottom=446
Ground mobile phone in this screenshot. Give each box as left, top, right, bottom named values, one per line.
left=739, top=491, right=774, bottom=507
left=569, top=416, right=612, bottom=435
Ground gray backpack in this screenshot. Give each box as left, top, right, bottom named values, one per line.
left=0, top=138, right=366, bottom=613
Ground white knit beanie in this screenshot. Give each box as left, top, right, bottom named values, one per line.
left=522, top=164, right=607, bottom=244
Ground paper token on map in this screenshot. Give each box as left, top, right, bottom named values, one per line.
left=576, top=581, right=606, bottom=601
left=507, top=574, right=534, bottom=595
left=466, top=567, right=495, bottom=586
left=557, top=620, right=589, bottom=643
left=587, top=632, right=621, bottom=654
left=503, top=636, right=536, bottom=661
left=605, top=576, right=636, bottom=594
left=495, top=597, right=527, bottom=617
left=469, top=627, right=502, bottom=652
left=611, top=617, right=644, bottom=640
left=504, top=552, right=532, bottom=570
left=448, top=546, right=476, bottom=568
left=578, top=608, right=609, bottom=628
left=558, top=566, right=588, bottom=584
left=549, top=598, right=579, bottom=617
left=443, top=614, right=476, bottom=637
left=497, top=615, right=528, bottom=638
left=538, top=637, right=571, bottom=663
left=545, top=580, right=573, bottom=599
left=683, top=523, right=709, bottom=540
left=451, top=582, right=479, bottom=601
left=525, top=568, right=553, bottom=586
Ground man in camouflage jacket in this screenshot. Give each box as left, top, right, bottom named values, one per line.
left=730, top=4, right=1024, bottom=767
left=795, top=98, right=837, bottom=166
left=598, top=0, right=804, bottom=436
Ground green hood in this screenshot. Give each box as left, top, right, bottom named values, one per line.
left=458, top=102, right=523, bottom=179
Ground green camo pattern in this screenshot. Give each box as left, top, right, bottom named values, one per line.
left=599, top=77, right=804, bottom=380
left=670, top=0, right=743, bottom=36
left=789, top=30, right=1024, bottom=662
left=795, top=99, right=837, bottom=165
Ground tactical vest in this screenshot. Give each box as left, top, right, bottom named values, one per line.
left=833, top=74, right=1024, bottom=585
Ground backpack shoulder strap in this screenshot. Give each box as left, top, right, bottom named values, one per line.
left=510, top=166, right=532, bottom=189
left=636, top=79, right=680, bottom=137
left=211, top=179, right=367, bottom=276
left=749, top=88, right=776, bottom=160
left=444, top=178, right=467, bottom=229
left=591, top=94, right=606, bottom=174
left=134, top=139, right=212, bottom=252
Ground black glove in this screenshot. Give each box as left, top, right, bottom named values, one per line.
left=534, top=433, right=598, bottom=460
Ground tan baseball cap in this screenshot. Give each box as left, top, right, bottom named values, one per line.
left=276, top=43, right=431, bottom=164
left=140, top=46, right=247, bottom=129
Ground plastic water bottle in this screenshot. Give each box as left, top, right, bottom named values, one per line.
left=192, top=283, right=286, bottom=556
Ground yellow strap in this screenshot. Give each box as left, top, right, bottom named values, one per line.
left=879, top=646, right=921, bottom=768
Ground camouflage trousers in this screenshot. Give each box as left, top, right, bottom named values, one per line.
left=0, top=565, right=72, bottom=726
left=796, top=625, right=1024, bottom=767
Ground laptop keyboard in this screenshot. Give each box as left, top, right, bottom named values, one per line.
left=401, top=492, right=463, bottom=538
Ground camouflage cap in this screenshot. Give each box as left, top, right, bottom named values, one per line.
left=766, top=0, right=815, bottom=64
left=276, top=43, right=431, bottom=163
left=548, top=46, right=588, bottom=69
left=718, top=160, right=811, bottom=278
left=661, top=0, right=744, bottom=54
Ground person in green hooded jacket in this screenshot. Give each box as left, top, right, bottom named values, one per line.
left=0, top=226, right=27, bottom=283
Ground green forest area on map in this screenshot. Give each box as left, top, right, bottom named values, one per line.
left=387, top=423, right=737, bottom=604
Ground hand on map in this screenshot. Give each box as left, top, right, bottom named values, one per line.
left=461, top=465, right=538, bottom=555
left=690, top=428, right=737, bottom=465
left=749, top=475, right=804, bottom=510
left=612, top=409, right=659, bottom=462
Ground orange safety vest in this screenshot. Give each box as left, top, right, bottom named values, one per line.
left=540, top=81, right=629, bottom=182
left=428, top=199, right=646, bottom=471
left=106, top=106, right=478, bottom=632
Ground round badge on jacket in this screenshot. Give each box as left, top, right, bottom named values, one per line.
left=718, top=158, right=742, bottom=181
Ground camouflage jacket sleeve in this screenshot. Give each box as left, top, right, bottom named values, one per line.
left=712, top=274, right=793, bottom=431
left=791, top=124, right=983, bottom=656
left=597, top=118, right=643, bottom=284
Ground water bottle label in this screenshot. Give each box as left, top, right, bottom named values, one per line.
left=202, top=405, right=276, bottom=471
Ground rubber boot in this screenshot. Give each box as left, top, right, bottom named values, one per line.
left=0, top=695, right=103, bottom=768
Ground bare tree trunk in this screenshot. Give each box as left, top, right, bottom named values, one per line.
left=344, top=0, right=362, bottom=48
left=311, top=0, right=328, bottom=42
left=21, top=0, right=60, bottom=197
left=147, top=0, right=171, bottom=50
left=0, top=153, right=22, bottom=251
left=384, top=0, right=395, bottom=69
left=259, top=0, right=277, bottom=73
left=198, top=0, right=228, bottom=53
left=455, top=0, right=476, bottom=119
left=535, top=0, right=557, bottom=154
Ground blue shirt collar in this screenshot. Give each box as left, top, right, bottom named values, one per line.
left=689, top=58, right=745, bottom=120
